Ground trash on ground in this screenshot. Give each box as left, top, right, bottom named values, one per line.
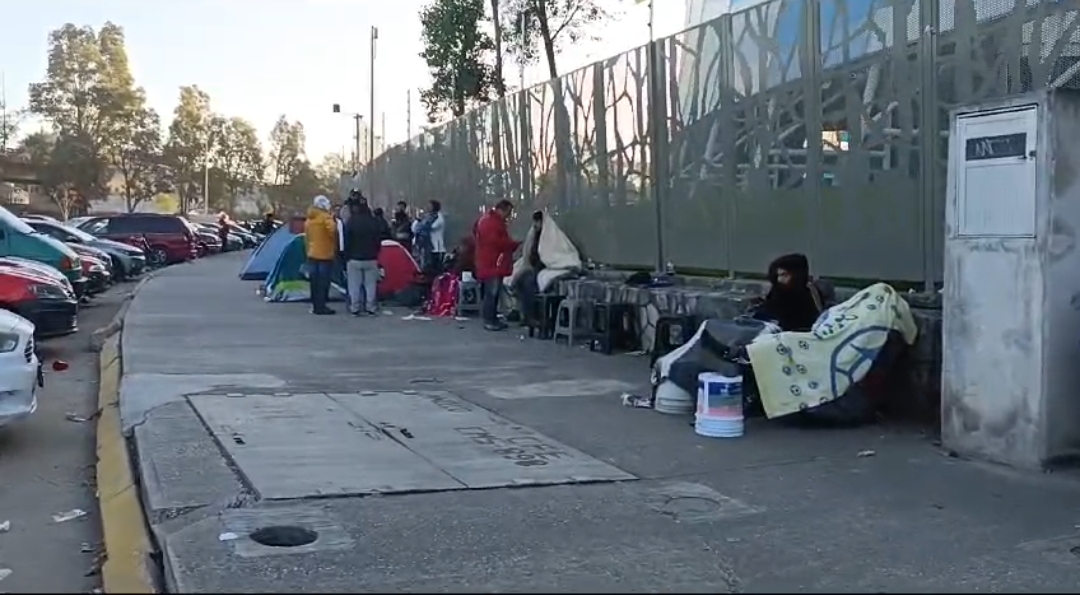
left=52, top=359, right=69, bottom=371
left=0, top=520, right=9, bottom=532
left=65, top=409, right=100, bottom=423
left=53, top=509, right=88, bottom=523
left=857, top=449, right=876, bottom=458
left=218, top=532, right=239, bottom=542
left=454, top=316, right=469, bottom=321
left=0, top=568, right=10, bottom=581
left=402, top=314, right=432, bottom=321
left=621, top=393, right=654, bottom=408
left=626, top=350, right=648, bottom=356
left=80, top=542, right=95, bottom=553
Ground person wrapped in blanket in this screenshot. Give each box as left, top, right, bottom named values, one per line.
left=511, top=211, right=545, bottom=326
left=751, top=253, right=834, bottom=331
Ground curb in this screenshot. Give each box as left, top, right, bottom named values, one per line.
left=90, top=274, right=154, bottom=353
left=96, top=325, right=157, bottom=592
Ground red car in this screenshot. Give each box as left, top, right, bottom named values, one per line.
left=0, top=264, right=79, bottom=338
left=78, top=214, right=198, bottom=267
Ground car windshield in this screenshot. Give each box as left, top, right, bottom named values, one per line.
left=59, top=223, right=97, bottom=243
left=0, top=206, right=37, bottom=235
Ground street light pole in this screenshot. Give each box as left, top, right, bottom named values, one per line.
left=203, top=134, right=210, bottom=215
left=353, top=114, right=363, bottom=171
left=369, top=26, right=378, bottom=166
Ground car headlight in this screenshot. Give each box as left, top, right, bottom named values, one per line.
left=0, top=332, right=20, bottom=353
left=31, top=283, right=68, bottom=300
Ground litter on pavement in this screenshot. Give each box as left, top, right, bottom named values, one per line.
left=52, top=509, right=87, bottom=523
left=0, top=519, right=9, bottom=532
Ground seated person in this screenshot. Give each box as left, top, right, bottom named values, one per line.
left=752, top=253, right=833, bottom=332
left=511, top=211, right=545, bottom=325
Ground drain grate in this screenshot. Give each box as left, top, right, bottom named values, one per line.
left=249, top=526, right=318, bottom=548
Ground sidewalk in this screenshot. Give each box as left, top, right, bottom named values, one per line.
left=121, top=252, right=1080, bottom=593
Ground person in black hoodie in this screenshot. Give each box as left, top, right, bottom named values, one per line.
left=753, top=253, right=829, bottom=332
left=342, top=200, right=385, bottom=316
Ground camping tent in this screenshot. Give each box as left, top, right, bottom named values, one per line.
left=377, top=240, right=421, bottom=299
left=263, top=235, right=347, bottom=302
left=239, top=224, right=297, bottom=280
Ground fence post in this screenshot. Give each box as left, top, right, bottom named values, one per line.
left=647, top=38, right=670, bottom=272
left=919, top=0, right=940, bottom=293
left=519, top=89, right=533, bottom=207
left=718, top=14, right=737, bottom=278
left=801, top=0, right=824, bottom=276
left=592, top=63, right=611, bottom=208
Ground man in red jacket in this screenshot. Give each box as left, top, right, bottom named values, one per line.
left=474, top=199, right=520, bottom=331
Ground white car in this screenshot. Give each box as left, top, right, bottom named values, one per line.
left=0, top=309, right=41, bottom=427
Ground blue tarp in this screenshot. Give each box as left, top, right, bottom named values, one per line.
left=239, top=225, right=297, bottom=280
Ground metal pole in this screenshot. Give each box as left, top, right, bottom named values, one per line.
left=353, top=114, right=362, bottom=171
left=407, top=90, right=412, bottom=141
left=519, top=12, right=526, bottom=90
left=369, top=26, right=378, bottom=169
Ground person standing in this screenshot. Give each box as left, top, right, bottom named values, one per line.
left=217, top=212, right=232, bottom=252
left=372, top=207, right=393, bottom=242
left=390, top=201, right=413, bottom=251
left=413, top=200, right=447, bottom=275
left=342, top=199, right=384, bottom=316
left=474, top=199, right=520, bottom=331
left=305, top=195, right=338, bottom=315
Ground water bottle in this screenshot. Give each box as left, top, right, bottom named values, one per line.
left=665, top=260, right=676, bottom=275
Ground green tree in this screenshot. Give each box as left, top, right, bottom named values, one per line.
left=504, top=0, right=611, bottom=80
left=111, top=107, right=172, bottom=213
left=0, top=102, right=21, bottom=152
left=266, top=116, right=311, bottom=214
left=209, top=116, right=264, bottom=213
left=419, top=0, right=498, bottom=122
left=314, top=153, right=349, bottom=199
left=27, top=22, right=144, bottom=204
left=164, top=85, right=213, bottom=213
left=19, top=131, right=101, bottom=219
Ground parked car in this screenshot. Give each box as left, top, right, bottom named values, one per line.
left=194, top=229, right=222, bottom=256
left=0, top=305, right=43, bottom=427
left=66, top=216, right=95, bottom=229
left=78, top=253, right=111, bottom=296
left=0, top=263, right=79, bottom=338
left=0, top=257, right=74, bottom=293
left=24, top=219, right=147, bottom=281
left=196, top=224, right=242, bottom=252
left=78, top=214, right=198, bottom=266
left=0, top=206, right=85, bottom=294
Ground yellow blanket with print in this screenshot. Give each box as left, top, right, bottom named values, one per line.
left=747, top=283, right=918, bottom=419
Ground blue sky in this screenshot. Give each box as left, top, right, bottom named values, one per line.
left=0, top=0, right=686, bottom=163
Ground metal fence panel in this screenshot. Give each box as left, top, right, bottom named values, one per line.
left=360, top=0, right=1080, bottom=283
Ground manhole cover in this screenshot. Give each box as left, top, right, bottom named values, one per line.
left=249, top=525, right=318, bottom=548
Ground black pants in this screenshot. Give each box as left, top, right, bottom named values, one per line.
left=513, top=269, right=539, bottom=321
left=482, top=277, right=503, bottom=324
left=308, top=259, right=333, bottom=312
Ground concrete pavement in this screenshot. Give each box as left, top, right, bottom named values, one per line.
left=121, top=252, right=1080, bottom=593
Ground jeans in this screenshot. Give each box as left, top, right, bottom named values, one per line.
left=513, top=269, right=539, bottom=321
left=346, top=259, right=380, bottom=313
left=307, top=259, right=333, bottom=312
left=482, top=277, right=503, bottom=324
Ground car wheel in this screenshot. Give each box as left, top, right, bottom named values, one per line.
left=148, top=246, right=169, bottom=267
left=111, top=256, right=126, bottom=280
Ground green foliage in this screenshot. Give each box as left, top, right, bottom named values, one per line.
left=314, top=153, right=350, bottom=200
left=111, top=107, right=171, bottom=212
left=18, top=130, right=102, bottom=219
left=266, top=116, right=315, bottom=214
left=419, top=0, right=498, bottom=122
left=502, top=0, right=613, bottom=79
left=27, top=22, right=144, bottom=203
left=210, top=116, right=264, bottom=212
left=164, top=85, right=213, bottom=212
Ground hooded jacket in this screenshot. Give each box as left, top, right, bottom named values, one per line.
left=304, top=207, right=338, bottom=260
left=343, top=205, right=385, bottom=262
left=755, top=253, right=825, bottom=332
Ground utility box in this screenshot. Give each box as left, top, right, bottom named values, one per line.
left=942, top=89, right=1080, bottom=469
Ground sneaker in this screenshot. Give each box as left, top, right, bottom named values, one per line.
left=312, top=308, right=336, bottom=316
left=484, top=322, right=508, bottom=332
left=365, top=310, right=379, bottom=316
left=350, top=309, right=362, bottom=317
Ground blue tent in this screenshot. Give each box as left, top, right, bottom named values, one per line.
left=263, top=235, right=347, bottom=303
left=239, top=225, right=297, bottom=280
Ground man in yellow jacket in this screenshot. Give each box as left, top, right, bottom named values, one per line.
left=305, top=195, right=339, bottom=315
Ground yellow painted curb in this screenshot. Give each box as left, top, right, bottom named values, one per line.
left=96, top=333, right=157, bottom=593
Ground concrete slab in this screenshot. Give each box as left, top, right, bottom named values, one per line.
left=133, top=400, right=246, bottom=521
left=119, top=371, right=285, bottom=434
left=188, top=393, right=463, bottom=499
left=329, top=391, right=636, bottom=488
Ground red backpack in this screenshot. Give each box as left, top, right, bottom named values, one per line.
left=425, top=272, right=460, bottom=317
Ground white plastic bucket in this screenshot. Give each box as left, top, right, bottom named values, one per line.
left=695, top=372, right=744, bottom=438
left=462, top=271, right=474, bottom=282
left=654, top=381, right=695, bottom=415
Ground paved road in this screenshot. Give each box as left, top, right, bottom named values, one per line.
left=0, top=284, right=130, bottom=593
left=126, top=252, right=1080, bottom=593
